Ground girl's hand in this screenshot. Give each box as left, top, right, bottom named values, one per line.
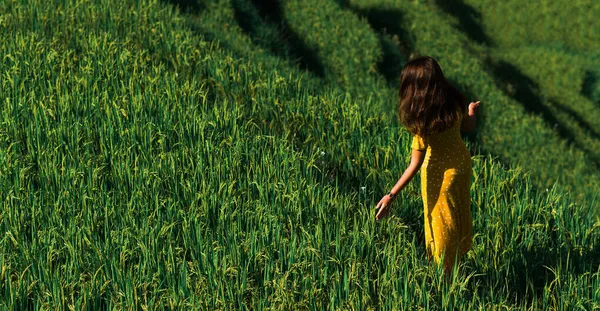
left=468, top=101, right=481, bottom=116
left=375, top=195, right=394, bottom=220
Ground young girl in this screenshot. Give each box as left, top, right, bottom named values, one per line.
left=374, top=56, right=481, bottom=275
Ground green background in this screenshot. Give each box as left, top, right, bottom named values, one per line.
left=0, top=0, right=599, bottom=309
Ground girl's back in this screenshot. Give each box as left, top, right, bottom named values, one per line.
left=413, top=110, right=471, bottom=172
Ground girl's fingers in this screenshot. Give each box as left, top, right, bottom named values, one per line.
left=376, top=204, right=386, bottom=220
left=376, top=197, right=387, bottom=209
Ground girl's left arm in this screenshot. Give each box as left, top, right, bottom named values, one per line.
left=375, top=148, right=426, bottom=220
left=461, top=101, right=481, bottom=133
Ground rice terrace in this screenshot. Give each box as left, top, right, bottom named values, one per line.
left=0, top=0, right=599, bottom=309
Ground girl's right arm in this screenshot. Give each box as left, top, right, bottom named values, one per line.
left=375, top=148, right=425, bottom=220
left=461, top=101, right=481, bottom=133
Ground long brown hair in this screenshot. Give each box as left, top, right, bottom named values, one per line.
left=398, top=56, right=466, bottom=136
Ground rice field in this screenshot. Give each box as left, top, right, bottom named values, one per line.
left=0, top=0, right=599, bottom=309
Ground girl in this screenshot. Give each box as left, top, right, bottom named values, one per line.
left=374, top=56, right=481, bottom=275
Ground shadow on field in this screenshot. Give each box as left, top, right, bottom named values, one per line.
left=487, top=59, right=600, bottom=168
left=231, top=0, right=325, bottom=78
left=165, top=0, right=205, bottom=14
left=482, top=240, right=600, bottom=306
left=582, top=70, right=600, bottom=105
left=434, top=0, right=491, bottom=46
left=336, top=1, right=414, bottom=86
left=161, top=0, right=257, bottom=107
left=488, top=62, right=571, bottom=141
left=522, top=243, right=600, bottom=294
left=550, top=100, right=600, bottom=169
left=487, top=60, right=559, bottom=136
left=463, top=201, right=600, bottom=306
left=551, top=100, right=600, bottom=142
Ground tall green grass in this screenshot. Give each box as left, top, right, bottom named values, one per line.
left=0, top=0, right=598, bottom=309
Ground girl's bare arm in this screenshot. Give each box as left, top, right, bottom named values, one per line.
left=375, top=148, right=426, bottom=220
left=461, top=101, right=480, bottom=133
left=389, top=149, right=425, bottom=195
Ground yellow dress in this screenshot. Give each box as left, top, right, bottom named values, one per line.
left=411, top=112, right=472, bottom=271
